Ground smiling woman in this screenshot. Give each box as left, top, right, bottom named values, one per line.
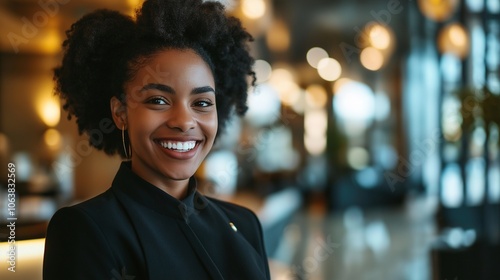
left=42, top=0, right=270, bottom=279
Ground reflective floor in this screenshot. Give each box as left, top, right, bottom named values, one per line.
left=269, top=195, right=438, bottom=280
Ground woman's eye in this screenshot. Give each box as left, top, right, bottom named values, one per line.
left=147, top=97, right=167, bottom=105
left=194, top=100, right=214, bottom=108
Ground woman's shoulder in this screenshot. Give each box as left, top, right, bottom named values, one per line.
left=49, top=188, right=120, bottom=226
left=43, top=188, right=147, bottom=279
left=204, top=196, right=264, bottom=237
left=205, top=196, right=259, bottom=222
left=203, top=195, right=268, bottom=271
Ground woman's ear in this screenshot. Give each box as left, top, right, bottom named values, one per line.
left=110, top=96, right=127, bottom=129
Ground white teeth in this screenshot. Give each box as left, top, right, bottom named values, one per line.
left=159, top=141, right=196, bottom=152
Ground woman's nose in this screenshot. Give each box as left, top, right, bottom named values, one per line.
left=166, top=104, right=196, bottom=132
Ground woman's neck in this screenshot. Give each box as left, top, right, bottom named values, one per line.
left=156, top=179, right=190, bottom=200
left=129, top=161, right=191, bottom=200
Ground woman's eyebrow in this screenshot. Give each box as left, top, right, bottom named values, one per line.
left=192, top=86, right=215, bottom=94
left=139, top=84, right=215, bottom=95
left=140, top=83, right=175, bottom=93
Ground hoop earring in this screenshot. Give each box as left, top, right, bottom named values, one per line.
left=122, top=124, right=130, bottom=159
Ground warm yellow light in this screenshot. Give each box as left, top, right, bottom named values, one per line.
left=278, top=84, right=301, bottom=107
left=126, top=0, right=143, bottom=17
left=317, top=58, right=342, bottom=81
left=291, top=90, right=306, bottom=115
left=360, top=47, right=384, bottom=71
left=305, top=84, right=327, bottom=109
left=269, top=68, right=300, bottom=106
left=369, top=24, right=391, bottom=50
left=41, top=97, right=61, bottom=127
left=304, top=108, right=328, bottom=155
left=269, top=68, right=294, bottom=91
left=39, top=29, right=61, bottom=54
left=449, top=25, right=467, bottom=46
left=38, top=97, right=60, bottom=127
left=417, top=0, right=459, bottom=21
left=0, top=133, right=8, bottom=156
left=242, top=0, right=266, bottom=19
left=266, top=19, right=290, bottom=52
left=0, top=238, right=45, bottom=280
left=438, top=23, right=469, bottom=59
left=304, top=109, right=328, bottom=137
left=44, top=128, right=62, bottom=148
left=126, top=0, right=143, bottom=7
left=0, top=238, right=45, bottom=259
left=304, top=134, right=327, bottom=156
left=306, top=47, right=329, bottom=68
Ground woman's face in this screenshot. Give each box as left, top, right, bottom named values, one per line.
left=121, top=49, right=217, bottom=190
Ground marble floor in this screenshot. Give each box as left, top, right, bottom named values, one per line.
left=268, top=195, right=439, bottom=280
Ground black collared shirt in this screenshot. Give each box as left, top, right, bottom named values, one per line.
left=43, top=162, right=270, bottom=280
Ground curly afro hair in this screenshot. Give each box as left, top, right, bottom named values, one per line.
left=55, top=0, right=255, bottom=158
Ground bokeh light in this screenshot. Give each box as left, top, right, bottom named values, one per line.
left=254, top=59, right=272, bottom=84
left=242, top=0, right=266, bottom=19
left=266, top=19, right=290, bottom=52
left=347, top=147, right=370, bottom=170
left=317, top=57, right=342, bottom=81
left=369, top=24, right=392, bottom=50
left=269, top=68, right=301, bottom=106
left=438, top=23, right=470, bottom=59
left=466, top=0, right=484, bottom=12
left=305, top=84, right=328, bottom=109
left=304, top=133, right=327, bottom=156
left=36, top=83, right=60, bottom=127
left=40, top=29, right=61, bottom=54
left=304, top=106, right=327, bottom=155
left=333, top=81, right=375, bottom=125
left=360, top=47, right=384, bottom=71
left=417, top=0, right=459, bottom=22
left=203, top=150, right=238, bottom=195
left=333, top=77, right=354, bottom=94
left=304, top=109, right=328, bottom=138
left=44, top=128, right=62, bottom=149
left=441, top=163, right=464, bottom=207
left=245, top=84, right=281, bottom=126
left=306, top=47, right=329, bottom=69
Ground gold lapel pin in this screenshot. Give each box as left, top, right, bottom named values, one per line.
left=229, top=222, right=238, bottom=232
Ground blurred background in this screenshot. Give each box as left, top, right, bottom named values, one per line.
left=0, top=0, right=499, bottom=279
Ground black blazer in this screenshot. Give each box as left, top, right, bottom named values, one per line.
left=43, top=162, right=270, bottom=280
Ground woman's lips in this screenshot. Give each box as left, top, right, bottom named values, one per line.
left=157, top=140, right=196, bottom=152
left=155, top=139, right=200, bottom=159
